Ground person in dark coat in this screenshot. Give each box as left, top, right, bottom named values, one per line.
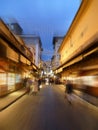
left=66, top=80, right=73, bottom=94
left=65, top=80, right=73, bottom=104
left=38, top=78, right=41, bottom=91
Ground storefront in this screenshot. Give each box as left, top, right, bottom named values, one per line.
left=0, top=71, right=7, bottom=96
left=0, top=20, right=35, bottom=96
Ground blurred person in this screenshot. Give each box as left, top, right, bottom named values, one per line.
left=31, top=79, right=38, bottom=95
left=38, top=78, right=41, bottom=91
left=65, top=80, right=73, bottom=104
left=23, top=77, right=28, bottom=88
left=26, top=78, right=32, bottom=94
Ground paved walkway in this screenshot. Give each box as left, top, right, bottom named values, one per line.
left=0, top=88, right=27, bottom=111
left=0, top=84, right=98, bottom=112
left=0, top=84, right=98, bottom=130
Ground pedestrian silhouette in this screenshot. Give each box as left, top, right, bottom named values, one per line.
left=65, top=80, right=73, bottom=104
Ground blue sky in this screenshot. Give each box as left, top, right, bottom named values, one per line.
left=0, top=0, right=82, bottom=61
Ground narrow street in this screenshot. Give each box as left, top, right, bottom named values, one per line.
left=0, top=85, right=98, bottom=130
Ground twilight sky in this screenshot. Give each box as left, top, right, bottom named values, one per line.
left=0, top=0, right=82, bottom=61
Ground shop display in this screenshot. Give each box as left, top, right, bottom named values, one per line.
left=8, top=73, right=15, bottom=90
left=0, top=73, right=6, bottom=85
left=15, top=74, right=21, bottom=83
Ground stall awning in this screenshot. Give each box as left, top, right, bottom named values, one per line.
left=20, top=55, right=27, bottom=64
left=7, top=46, right=19, bottom=62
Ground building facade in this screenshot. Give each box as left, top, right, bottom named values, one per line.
left=56, top=0, right=98, bottom=97
left=0, top=19, right=38, bottom=96
left=2, top=17, right=23, bottom=35
left=51, top=37, right=63, bottom=70
left=20, top=35, right=42, bottom=67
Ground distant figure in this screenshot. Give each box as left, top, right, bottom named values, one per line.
left=26, top=78, right=32, bottom=94
left=38, top=78, right=41, bottom=91
left=65, top=80, right=73, bottom=104
left=23, top=77, right=28, bottom=88
left=30, top=79, right=38, bottom=95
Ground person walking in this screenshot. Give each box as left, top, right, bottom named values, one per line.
left=38, top=78, right=41, bottom=91
left=65, top=80, right=73, bottom=104
left=31, top=79, right=38, bottom=95
left=26, top=78, right=32, bottom=94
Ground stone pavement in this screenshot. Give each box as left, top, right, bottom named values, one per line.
left=0, top=88, right=27, bottom=111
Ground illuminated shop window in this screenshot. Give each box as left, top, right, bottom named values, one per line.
left=15, top=74, right=21, bottom=83
left=0, top=73, right=6, bottom=85
left=8, top=73, right=15, bottom=90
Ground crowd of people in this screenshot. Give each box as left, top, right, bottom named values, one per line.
left=23, top=77, right=42, bottom=95
left=23, top=77, right=74, bottom=104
